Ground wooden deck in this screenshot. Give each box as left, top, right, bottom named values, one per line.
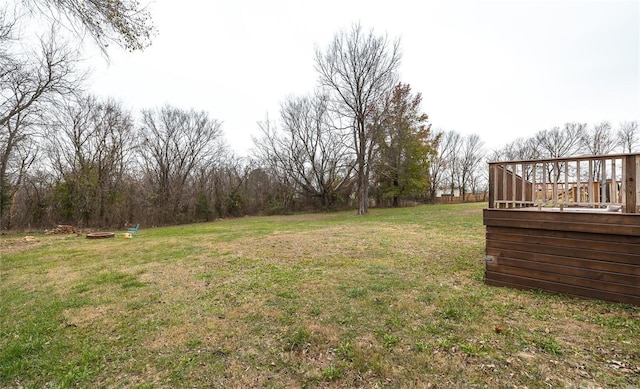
left=484, top=153, right=640, bottom=305
left=488, top=153, right=638, bottom=212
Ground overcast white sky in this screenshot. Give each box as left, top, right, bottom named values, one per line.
left=87, top=0, right=640, bottom=156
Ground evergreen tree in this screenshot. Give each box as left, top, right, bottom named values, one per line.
left=374, top=83, right=438, bottom=207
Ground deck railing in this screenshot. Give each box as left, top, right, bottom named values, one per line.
left=488, top=153, right=640, bottom=213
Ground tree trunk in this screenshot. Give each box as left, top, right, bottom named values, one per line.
left=357, top=167, right=368, bottom=215
left=392, top=174, right=399, bottom=207
left=356, top=122, right=369, bottom=215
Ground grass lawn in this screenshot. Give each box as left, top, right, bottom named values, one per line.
left=1, top=202, right=638, bottom=388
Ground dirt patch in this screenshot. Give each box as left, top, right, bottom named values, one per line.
left=137, top=263, right=209, bottom=300
left=63, top=306, right=111, bottom=328
left=0, top=236, right=46, bottom=255
left=203, top=224, right=444, bottom=264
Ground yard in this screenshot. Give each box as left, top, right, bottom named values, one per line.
left=1, top=202, right=638, bottom=388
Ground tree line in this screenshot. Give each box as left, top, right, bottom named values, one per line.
left=2, top=6, right=638, bottom=231
left=491, top=121, right=639, bottom=160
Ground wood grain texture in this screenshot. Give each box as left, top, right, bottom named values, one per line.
left=484, top=208, right=640, bottom=305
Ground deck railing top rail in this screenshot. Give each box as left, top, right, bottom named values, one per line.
left=488, top=153, right=640, bottom=213
left=487, top=152, right=640, bottom=166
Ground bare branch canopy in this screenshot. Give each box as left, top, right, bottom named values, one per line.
left=315, top=23, right=401, bottom=214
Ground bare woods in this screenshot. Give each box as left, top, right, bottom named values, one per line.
left=2, top=13, right=638, bottom=231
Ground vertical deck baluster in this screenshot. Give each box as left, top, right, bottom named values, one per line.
left=489, top=163, right=498, bottom=208
left=532, top=163, right=537, bottom=204
left=612, top=158, right=618, bottom=204
left=588, top=160, right=594, bottom=204
left=553, top=161, right=558, bottom=205
left=599, top=158, right=608, bottom=204
left=543, top=163, right=548, bottom=203
left=625, top=155, right=638, bottom=213
left=511, top=163, right=516, bottom=208
left=576, top=160, right=581, bottom=204
left=502, top=164, right=507, bottom=208
left=621, top=157, right=627, bottom=210
left=522, top=162, right=527, bottom=206
left=564, top=161, right=569, bottom=205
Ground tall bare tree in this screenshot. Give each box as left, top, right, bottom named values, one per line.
left=427, top=130, right=461, bottom=200
left=0, top=20, right=80, bottom=229
left=139, top=105, right=225, bottom=224
left=455, top=134, right=485, bottom=200
left=253, top=94, right=354, bottom=209
left=315, top=23, right=401, bottom=214
left=46, top=95, right=135, bottom=227
left=0, top=112, right=40, bottom=229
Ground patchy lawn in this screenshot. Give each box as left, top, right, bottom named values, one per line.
left=1, top=203, right=638, bottom=388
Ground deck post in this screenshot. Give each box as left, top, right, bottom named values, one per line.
left=625, top=155, right=638, bottom=213
left=488, top=163, right=495, bottom=208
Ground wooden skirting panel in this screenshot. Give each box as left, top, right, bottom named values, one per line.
left=483, top=209, right=640, bottom=305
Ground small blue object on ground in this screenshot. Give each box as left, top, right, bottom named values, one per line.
left=127, top=223, right=140, bottom=237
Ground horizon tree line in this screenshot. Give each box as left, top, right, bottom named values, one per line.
left=4, top=93, right=636, bottom=231
left=1, top=9, right=638, bottom=230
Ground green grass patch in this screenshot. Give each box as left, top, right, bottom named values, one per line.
left=1, top=202, right=638, bottom=388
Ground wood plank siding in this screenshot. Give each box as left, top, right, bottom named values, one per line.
left=484, top=153, right=640, bottom=304
left=484, top=208, right=640, bottom=305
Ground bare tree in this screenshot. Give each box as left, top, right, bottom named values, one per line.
left=242, top=163, right=294, bottom=215
left=617, top=120, right=639, bottom=153
left=21, top=0, right=155, bottom=53
left=0, top=28, right=79, bottom=127
left=0, top=113, right=40, bottom=229
left=139, top=105, right=225, bottom=224
left=190, top=149, right=251, bottom=221
left=253, top=94, right=354, bottom=209
left=489, top=137, right=541, bottom=183
left=580, top=121, right=615, bottom=155
left=46, top=95, right=135, bottom=227
left=10, top=166, right=55, bottom=227
left=315, top=23, right=401, bottom=214
left=534, top=123, right=585, bottom=183
left=0, top=7, right=16, bottom=63
left=0, top=21, right=80, bottom=230
left=428, top=130, right=462, bottom=200
left=535, top=123, right=584, bottom=159
left=495, top=137, right=541, bottom=163
left=211, top=158, right=252, bottom=218
left=455, top=134, right=485, bottom=200
left=427, top=130, right=459, bottom=201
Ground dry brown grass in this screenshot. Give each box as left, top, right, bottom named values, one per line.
left=1, top=203, right=638, bottom=388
